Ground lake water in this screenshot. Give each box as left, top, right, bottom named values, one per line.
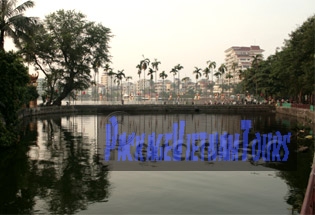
left=0, top=112, right=313, bottom=214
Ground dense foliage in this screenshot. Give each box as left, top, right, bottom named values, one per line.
left=23, top=9, right=112, bottom=105
left=0, top=51, right=38, bottom=147
left=240, top=15, right=314, bottom=103
left=0, top=0, right=37, bottom=51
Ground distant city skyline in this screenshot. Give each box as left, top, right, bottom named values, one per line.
left=5, top=0, right=315, bottom=82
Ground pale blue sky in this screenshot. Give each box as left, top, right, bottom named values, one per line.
left=10, top=0, right=315, bottom=81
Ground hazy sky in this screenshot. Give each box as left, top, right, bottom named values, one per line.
left=8, top=0, right=315, bottom=81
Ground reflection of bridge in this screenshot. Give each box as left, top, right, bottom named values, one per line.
left=301, top=153, right=315, bottom=215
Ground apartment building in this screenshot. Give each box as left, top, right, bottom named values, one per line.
left=224, top=45, right=264, bottom=85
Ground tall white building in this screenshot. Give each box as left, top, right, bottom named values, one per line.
left=224, top=45, right=264, bottom=85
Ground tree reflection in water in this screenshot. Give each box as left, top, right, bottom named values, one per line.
left=0, top=113, right=313, bottom=214
left=0, top=116, right=111, bottom=214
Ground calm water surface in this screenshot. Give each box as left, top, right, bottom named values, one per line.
left=0, top=112, right=313, bottom=214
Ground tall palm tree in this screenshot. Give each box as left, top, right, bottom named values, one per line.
left=0, top=0, right=37, bottom=51
left=203, top=67, right=211, bottom=96
left=151, top=59, right=161, bottom=99
left=251, top=54, right=262, bottom=95
left=107, top=69, right=116, bottom=101
left=114, top=69, right=125, bottom=102
left=226, top=62, right=238, bottom=96
left=206, top=60, right=216, bottom=81
left=181, top=77, right=190, bottom=95
left=140, top=56, right=150, bottom=98
left=147, top=68, right=154, bottom=100
left=218, top=63, right=227, bottom=93
left=136, top=63, right=141, bottom=97
left=169, top=67, right=177, bottom=96
left=193, top=67, right=202, bottom=96
left=125, top=76, right=132, bottom=99
left=151, top=58, right=161, bottom=85
left=159, top=71, right=168, bottom=100
left=103, top=63, right=111, bottom=100
left=175, top=64, right=184, bottom=96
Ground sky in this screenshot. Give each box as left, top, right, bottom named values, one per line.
left=6, top=0, right=315, bottom=82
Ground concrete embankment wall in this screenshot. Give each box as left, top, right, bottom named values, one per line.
left=276, top=106, right=315, bottom=126
left=18, top=104, right=275, bottom=118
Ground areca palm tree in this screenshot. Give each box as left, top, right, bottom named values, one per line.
left=206, top=60, right=216, bottom=81
left=218, top=63, right=227, bottom=93
left=0, top=0, right=37, bottom=51
left=193, top=67, right=202, bottom=95
left=181, top=77, right=190, bottom=95
left=203, top=67, right=211, bottom=96
left=169, top=67, right=177, bottom=95
left=103, top=63, right=111, bottom=100
left=125, top=76, right=132, bottom=98
left=151, top=58, right=161, bottom=83
left=147, top=68, right=154, bottom=100
left=159, top=70, right=167, bottom=100
left=136, top=63, right=141, bottom=97
left=140, top=56, right=150, bottom=98
left=107, top=69, right=116, bottom=101
left=114, top=69, right=125, bottom=102
left=175, top=64, right=183, bottom=96
left=251, top=54, right=263, bottom=95
left=226, top=62, right=238, bottom=96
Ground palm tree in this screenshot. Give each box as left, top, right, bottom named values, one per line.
left=169, top=67, right=177, bottom=96
left=107, top=69, right=116, bottom=101
left=175, top=64, right=184, bottom=97
left=140, top=56, right=150, bottom=98
left=159, top=71, right=168, bottom=100
left=114, top=70, right=125, bottom=102
left=193, top=67, right=202, bottom=96
left=103, top=64, right=111, bottom=100
left=125, top=76, right=132, bottom=99
left=151, top=58, right=161, bottom=85
left=0, top=0, right=37, bottom=51
left=181, top=77, right=190, bottom=95
left=218, top=64, right=227, bottom=93
left=251, top=54, right=263, bottom=95
left=226, top=62, right=238, bottom=96
left=136, top=63, right=141, bottom=97
left=203, top=67, right=211, bottom=96
left=147, top=68, right=154, bottom=100
left=206, top=60, right=216, bottom=82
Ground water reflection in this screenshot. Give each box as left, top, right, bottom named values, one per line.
left=0, top=113, right=313, bottom=214
left=0, top=117, right=111, bottom=214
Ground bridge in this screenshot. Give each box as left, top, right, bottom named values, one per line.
left=19, top=103, right=275, bottom=118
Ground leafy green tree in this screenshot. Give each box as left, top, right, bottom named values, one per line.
left=22, top=10, right=112, bottom=105
left=0, top=0, right=37, bottom=51
left=0, top=51, right=37, bottom=146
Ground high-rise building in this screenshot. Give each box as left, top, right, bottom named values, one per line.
left=224, top=45, right=264, bottom=85
left=100, top=73, right=110, bottom=87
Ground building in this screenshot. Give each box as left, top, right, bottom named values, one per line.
left=224, top=45, right=264, bottom=85
left=100, top=73, right=110, bottom=87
